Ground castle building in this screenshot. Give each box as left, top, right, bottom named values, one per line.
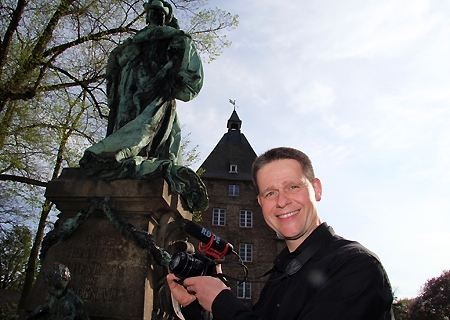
left=196, top=110, right=283, bottom=307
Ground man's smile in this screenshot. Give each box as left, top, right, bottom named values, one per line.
left=278, top=210, right=299, bottom=219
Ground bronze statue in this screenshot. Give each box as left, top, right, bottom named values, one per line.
left=24, top=263, right=89, bottom=320
left=79, top=0, right=207, bottom=213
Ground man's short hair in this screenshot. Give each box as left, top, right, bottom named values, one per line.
left=252, top=147, right=316, bottom=193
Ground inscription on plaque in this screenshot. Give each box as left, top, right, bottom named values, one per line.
left=65, top=234, right=143, bottom=306
left=72, top=286, right=125, bottom=301
left=31, top=170, right=182, bottom=319
left=68, top=247, right=124, bottom=260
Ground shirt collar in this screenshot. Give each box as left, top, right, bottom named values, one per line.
left=274, top=222, right=331, bottom=271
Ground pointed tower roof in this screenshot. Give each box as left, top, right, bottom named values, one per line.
left=227, top=110, right=242, bottom=131
left=199, top=110, right=257, bottom=181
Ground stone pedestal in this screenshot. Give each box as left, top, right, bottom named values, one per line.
left=24, top=168, right=190, bottom=320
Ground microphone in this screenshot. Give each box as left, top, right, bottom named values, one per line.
left=184, top=221, right=234, bottom=259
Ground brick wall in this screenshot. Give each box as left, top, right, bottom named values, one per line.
left=193, top=178, right=284, bottom=308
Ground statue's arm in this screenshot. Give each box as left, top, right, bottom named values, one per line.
left=173, top=36, right=204, bottom=101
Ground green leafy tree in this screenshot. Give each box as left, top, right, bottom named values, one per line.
left=0, top=303, right=19, bottom=320
left=180, top=131, right=201, bottom=168
left=0, top=225, right=33, bottom=290
left=0, top=0, right=238, bottom=191
left=407, top=270, right=450, bottom=320
left=0, top=0, right=238, bottom=115
left=392, top=296, right=411, bottom=320
left=0, top=0, right=238, bottom=310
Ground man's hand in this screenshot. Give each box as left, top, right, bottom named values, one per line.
left=167, top=273, right=230, bottom=312
left=167, top=273, right=197, bottom=307
left=182, top=276, right=230, bottom=312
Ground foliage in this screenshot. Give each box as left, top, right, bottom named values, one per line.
left=0, top=225, right=33, bottom=290
left=183, top=7, right=239, bottom=62
left=0, top=303, right=19, bottom=320
left=0, top=0, right=236, bottom=205
left=0, top=0, right=237, bottom=308
left=407, top=269, right=450, bottom=320
left=180, top=131, right=201, bottom=168
left=0, top=0, right=238, bottom=211
left=392, top=297, right=411, bottom=320
left=0, top=188, right=33, bottom=231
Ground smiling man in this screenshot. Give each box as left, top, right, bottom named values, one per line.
left=255, top=155, right=322, bottom=252
left=167, top=147, right=394, bottom=320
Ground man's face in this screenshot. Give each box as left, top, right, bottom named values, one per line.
left=257, top=159, right=322, bottom=251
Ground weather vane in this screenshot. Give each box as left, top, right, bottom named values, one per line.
left=229, top=99, right=238, bottom=111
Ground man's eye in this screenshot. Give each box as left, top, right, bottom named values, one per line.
left=265, top=191, right=275, bottom=198
left=289, top=185, right=300, bottom=190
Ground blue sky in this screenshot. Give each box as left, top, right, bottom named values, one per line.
left=177, top=0, right=450, bottom=299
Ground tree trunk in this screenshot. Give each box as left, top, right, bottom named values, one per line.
left=18, top=200, right=52, bottom=310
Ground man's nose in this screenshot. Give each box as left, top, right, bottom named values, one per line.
left=276, top=191, right=291, bottom=208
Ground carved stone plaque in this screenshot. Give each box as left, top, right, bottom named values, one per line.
left=24, top=168, right=190, bottom=320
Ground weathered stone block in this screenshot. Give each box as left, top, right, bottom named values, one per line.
left=24, top=168, right=190, bottom=320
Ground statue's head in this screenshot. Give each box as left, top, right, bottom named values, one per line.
left=144, top=0, right=173, bottom=26
left=44, top=263, right=71, bottom=298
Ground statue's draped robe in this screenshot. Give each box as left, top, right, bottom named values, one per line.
left=79, top=26, right=207, bottom=212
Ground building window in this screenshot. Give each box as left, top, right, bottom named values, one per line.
left=239, top=243, right=252, bottom=262
left=212, top=208, right=226, bottom=226
left=229, top=164, right=238, bottom=173
left=228, top=184, right=239, bottom=196
left=240, top=210, right=253, bottom=227
left=237, top=282, right=251, bottom=299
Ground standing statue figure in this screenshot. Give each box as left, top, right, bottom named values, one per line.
left=79, top=0, right=207, bottom=212
left=24, top=263, right=89, bottom=320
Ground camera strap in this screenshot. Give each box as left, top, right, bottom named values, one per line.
left=262, top=225, right=335, bottom=280
left=284, top=225, right=335, bottom=277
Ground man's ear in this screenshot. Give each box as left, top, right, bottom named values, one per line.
left=313, top=178, right=322, bottom=201
left=257, top=195, right=262, bottom=207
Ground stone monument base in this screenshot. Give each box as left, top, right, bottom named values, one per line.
left=24, top=168, right=190, bottom=320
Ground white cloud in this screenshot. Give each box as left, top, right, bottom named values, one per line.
left=189, top=0, right=450, bottom=298
left=287, top=81, right=336, bottom=114
left=295, top=0, right=436, bottom=60
left=369, top=97, right=441, bottom=151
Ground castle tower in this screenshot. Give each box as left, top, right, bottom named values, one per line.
left=197, top=109, right=282, bottom=307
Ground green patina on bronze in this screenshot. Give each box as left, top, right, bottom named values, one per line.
left=79, top=0, right=208, bottom=213
left=24, top=263, right=90, bottom=320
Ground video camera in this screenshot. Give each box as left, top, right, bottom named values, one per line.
left=169, top=221, right=234, bottom=280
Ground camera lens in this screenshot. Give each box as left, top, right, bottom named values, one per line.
left=169, top=252, right=205, bottom=279
left=170, top=253, right=181, bottom=269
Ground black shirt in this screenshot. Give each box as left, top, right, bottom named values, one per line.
left=182, top=223, right=394, bottom=320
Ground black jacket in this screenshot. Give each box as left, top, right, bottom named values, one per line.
left=182, top=223, right=394, bottom=320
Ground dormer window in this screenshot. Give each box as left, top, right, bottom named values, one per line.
left=229, top=164, right=238, bottom=173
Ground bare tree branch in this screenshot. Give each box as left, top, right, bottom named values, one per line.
left=0, top=0, right=26, bottom=73
left=0, top=174, right=47, bottom=187
left=43, top=26, right=134, bottom=58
